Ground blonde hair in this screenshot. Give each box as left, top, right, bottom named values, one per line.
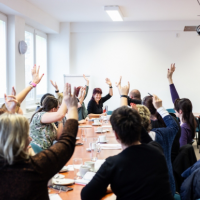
left=0, top=113, right=29, bottom=165
left=136, top=105, right=152, bottom=132
left=57, top=93, right=63, bottom=106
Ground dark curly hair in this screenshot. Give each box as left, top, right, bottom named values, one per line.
left=110, top=106, right=142, bottom=145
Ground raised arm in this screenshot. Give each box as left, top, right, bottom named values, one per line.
left=167, top=63, right=180, bottom=103
left=83, top=74, right=89, bottom=100
left=30, top=83, right=78, bottom=178
left=105, top=78, right=113, bottom=96
left=50, top=80, right=60, bottom=98
left=152, top=94, right=179, bottom=137
left=41, top=85, right=68, bottom=124
left=16, top=65, right=44, bottom=103
left=120, top=82, right=130, bottom=107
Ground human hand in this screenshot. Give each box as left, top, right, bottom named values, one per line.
left=167, top=63, right=175, bottom=80
left=79, top=119, right=86, bottom=124
left=130, top=103, right=138, bottom=112
left=50, top=80, right=59, bottom=90
left=83, top=74, right=89, bottom=85
left=63, top=83, right=78, bottom=109
left=100, top=113, right=107, bottom=116
left=31, top=65, right=44, bottom=85
left=4, top=87, right=18, bottom=113
left=105, top=78, right=112, bottom=86
left=152, top=95, right=162, bottom=110
left=120, top=82, right=130, bottom=96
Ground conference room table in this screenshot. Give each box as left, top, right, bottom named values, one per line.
left=49, top=120, right=119, bottom=200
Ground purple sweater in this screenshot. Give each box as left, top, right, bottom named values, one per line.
left=170, top=84, right=193, bottom=147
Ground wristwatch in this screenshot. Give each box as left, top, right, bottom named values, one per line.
left=29, top=81, right=37, bottom=88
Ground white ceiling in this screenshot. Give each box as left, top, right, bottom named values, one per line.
left=26, top=0, right=200, bottom=22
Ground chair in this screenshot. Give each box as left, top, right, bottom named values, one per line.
left=167, top=108, right=175, bottom=113
left=30, top=143, right=43, bottom=154
left=107, top=111, right=113, bottom=115
left=174, top=193, right=181, bottom=200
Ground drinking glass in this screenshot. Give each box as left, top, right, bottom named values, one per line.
left=96, top=143, right=102, bottom=159
left=89, top=142, right=98, bottom=161
left=81, top=129, right=87, bottom=143
left=73, top=158, right=83, bottom=180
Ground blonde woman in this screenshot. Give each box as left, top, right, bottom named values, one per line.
left=0, top=83, right=78, bottom=199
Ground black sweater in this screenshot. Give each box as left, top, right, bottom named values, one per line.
left=81, top=142, right=173, bottom=200
left=0, top=119, right=78, bottom=200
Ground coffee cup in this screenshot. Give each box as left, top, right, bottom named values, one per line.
left=84, top=161, right=95, bottom=172
left=79, top=165, right=91, bottom=177
left=98, top=135, right=107, bottom=143
left=94, top=119, right=100, bottom=124
left=97, top=127, right=103, bottom=132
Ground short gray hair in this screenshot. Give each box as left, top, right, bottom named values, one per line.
left=0, top=113, right=29, bottom=165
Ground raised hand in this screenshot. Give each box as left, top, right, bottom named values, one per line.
left=152, top=95, right=162, bottom=110
left=83, top=74, right=89, bottom=85
left=50, top=80, right=59, bottom=91
left=167, top=63, right=175, bottom=80
left=115, top=76, right=122, bottom=88
left=31, top=65, right=44, bottom=84
left=105, top=78, right=112, bottom=86
left=4, top=87, right=19, bottom=113
left=63, top=83, right=78, bottom=109
left=120, top=82, right=130, bottom=96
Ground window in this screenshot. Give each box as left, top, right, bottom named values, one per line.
left=0, top=14, right=7, bottom=102
left=36, top=34, right=47, bottom=98
left=25, top=27, right=47, bottom=105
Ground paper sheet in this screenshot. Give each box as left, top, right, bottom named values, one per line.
left=100, top=144, right=122, bottom=150
left=78, top=125, right=92, bottom=128
left=49, top=194, right=62, bottom=200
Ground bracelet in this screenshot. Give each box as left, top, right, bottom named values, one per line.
left=109, top=86, right=113, bottom=88
left=121, top=95, right=128, bottom=98
left=29, top=81, right=37, bottom=88
left=55, top=90, right=59, bottom=93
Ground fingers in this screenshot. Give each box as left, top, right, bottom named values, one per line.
left=73, top=87, right=76, bottom=97
left=119, top=76, right=122, bottom=84
left=11, top=87, right=16, bottom=96
left=4, top=94, right=7, bottom=101
left=68, top=83, right=71, bottom=95
left=36, top=65, right=40, bottom=74
left=6, top=95, right=17, bottom=99
left=7, top=99, right=18, bottom=103
left=128, top=81, right=130, bottom=89
left=32, top=64, right=36, bottom=74
left=39, top=74, right=44, bottom=82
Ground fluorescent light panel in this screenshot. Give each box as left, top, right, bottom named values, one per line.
left=104, top=6, right=123, bottom=21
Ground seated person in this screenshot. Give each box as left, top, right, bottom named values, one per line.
left=143, top=95, right=181, bottom=163
left=87, top=78, right=113, bottom=118
left=167, top=64, right=196, bottom=147
left=0, top=83, right=78, bottom=199
left=81, top=84, right=174, bottom=200
left=136, top=102, right=178, bottom=195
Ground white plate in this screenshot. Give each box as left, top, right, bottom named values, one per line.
left=92, top=123, right=102, bottom=126
left=76, top=137, right=80, bottom=140
left=98, top=140, right=109, bottom=143
left=52, top=178, right=75, bottom=185
left=95, top=130, right=107, bottom=133
left=53, top=174, right=65, bottom=179
left=59, top=166, right=68, bottom=173
left=86, top=148, right=91, bottom=152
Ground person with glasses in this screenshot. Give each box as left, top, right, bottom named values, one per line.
left=167, top=64, right=196, bottom=147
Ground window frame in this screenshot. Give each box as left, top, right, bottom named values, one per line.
left=25, top=25, right=47, bottom=106
left=0, top=12, right=7, bottom=104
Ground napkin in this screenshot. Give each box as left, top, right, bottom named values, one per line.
left=78, top=125, right=92, bottom=128
left=75, top=172, right=96, bottom=185
left=49, top=194, right=62, bottom=200
left=66, top=165, right=74, bottom=171
left=100, top=144, right=122, bottom=150
left=102, top=125, right=112, bottom=128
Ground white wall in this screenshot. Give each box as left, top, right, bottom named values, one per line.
left=70, top=22, right=200, bottom=112
left=48, top=22, right=70, bottom=94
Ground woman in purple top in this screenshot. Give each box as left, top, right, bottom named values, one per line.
left=167, top=63, right=196, bottom=147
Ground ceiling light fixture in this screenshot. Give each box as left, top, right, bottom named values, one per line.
left=104, top=6, right=123, bottom=21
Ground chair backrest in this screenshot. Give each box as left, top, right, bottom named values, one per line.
left=30, top=142, right=43, bottom=154
left=167, top=108, right=175, bottom=113
left=107, top=111, right=113, bottom=115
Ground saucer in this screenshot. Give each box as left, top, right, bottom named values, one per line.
left=95, top=130, right=107, bottom=133
left=52, top=178, right=75, bottom=185
left=98, top=140, right=109, bottom=143
left=92, top=123, right=102, bottom=126
left=76, top=137, right=80, bottom=140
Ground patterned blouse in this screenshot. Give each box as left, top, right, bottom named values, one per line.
left=30, top=112, right=57, bottom=150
